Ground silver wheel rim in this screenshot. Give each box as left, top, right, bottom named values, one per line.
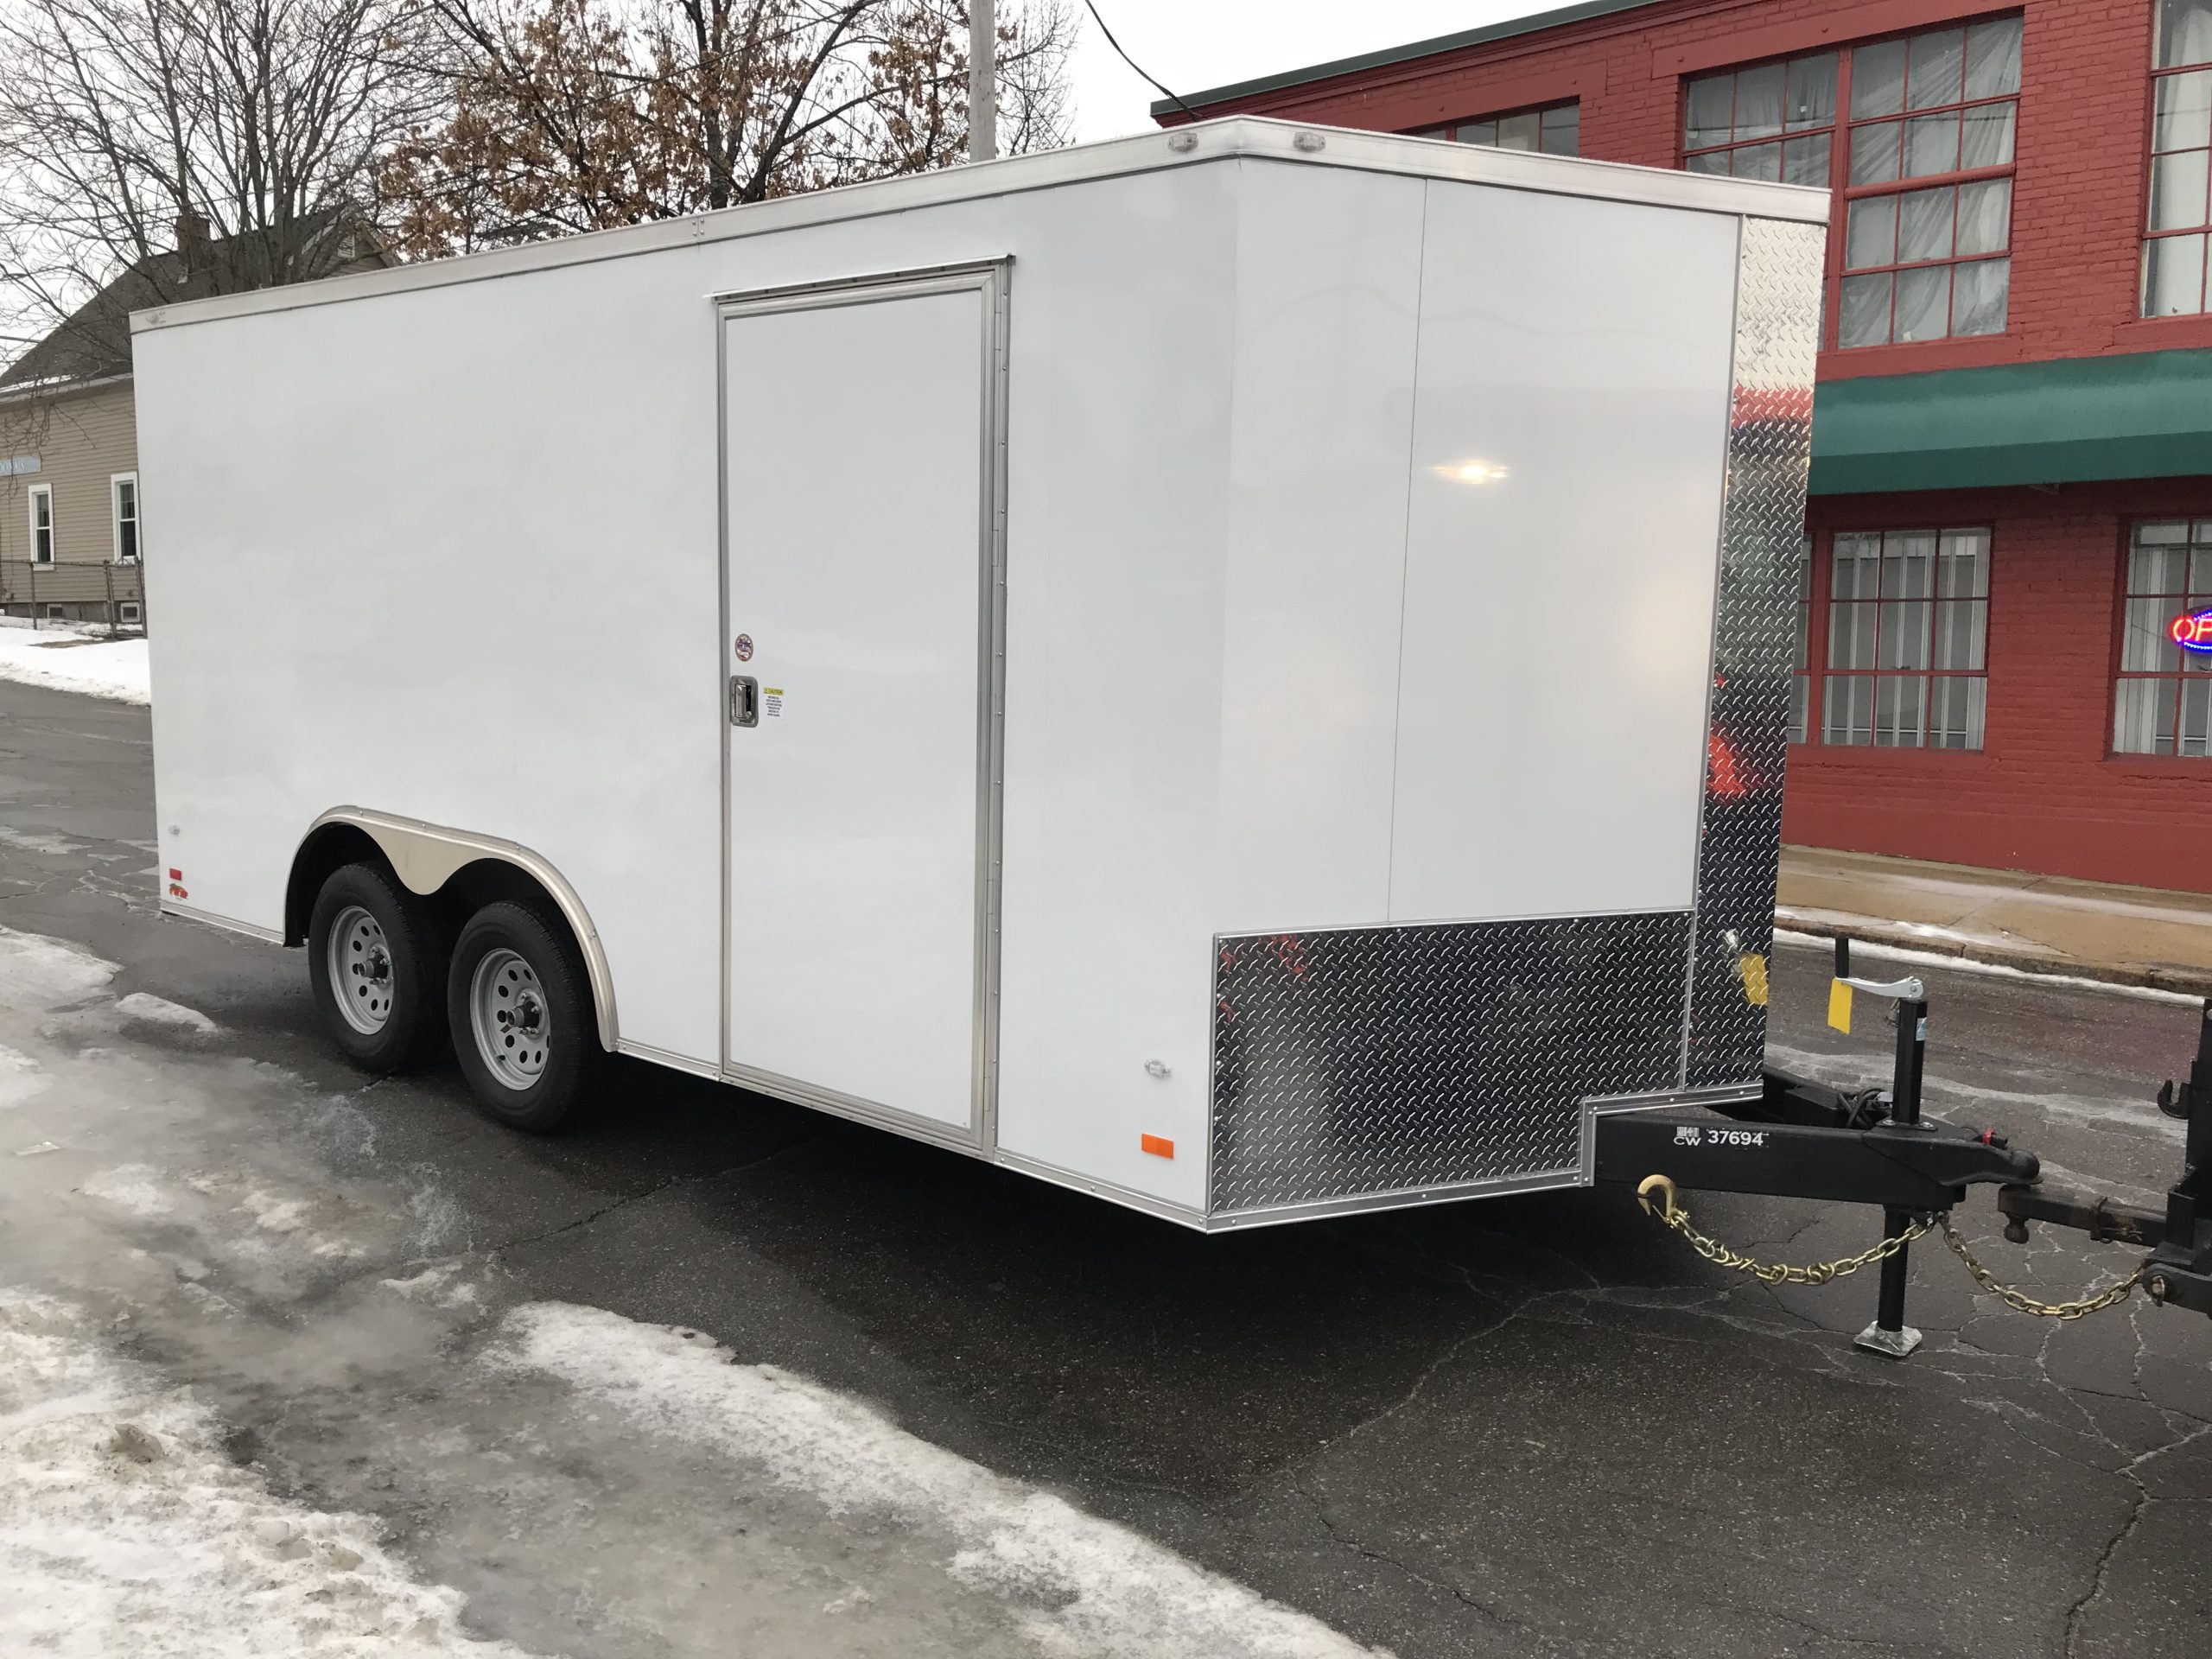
left=470, top=947, right=550, bottom=1090
left=328, top=905, right=396, bottom=1035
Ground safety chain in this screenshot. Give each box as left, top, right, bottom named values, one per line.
left=1635, top=1175, right=1931, bottom=1287
left=1935, top=1216, right=2144, bottom=1320
left=1634, top=1175, right=2144, bottom=1318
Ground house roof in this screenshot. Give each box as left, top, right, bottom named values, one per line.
left=1152, top=0, right=1668, bottom=118
left=0, top=209, right=388, bottom=391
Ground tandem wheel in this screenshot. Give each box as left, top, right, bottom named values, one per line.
left=446, top=899, right=601, bottom=1133
left=306, top=861, right=453, bottom=1072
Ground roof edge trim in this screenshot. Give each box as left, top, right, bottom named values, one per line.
left=130, top=119, right=1823, bottom=338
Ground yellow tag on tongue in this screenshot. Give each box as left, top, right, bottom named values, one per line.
left=1827, top=979, right=1853, bottom=1033
left=1738, top=952, right=1770, bottom=1007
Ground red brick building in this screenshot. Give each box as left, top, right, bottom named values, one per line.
left=1165, top=0, right=2212, bottom=894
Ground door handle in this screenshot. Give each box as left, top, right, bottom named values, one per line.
left=729, top=674, right=759, bottom=728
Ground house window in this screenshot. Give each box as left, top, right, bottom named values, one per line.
left=2145, top=0, right=2212, bottom=315
left=111, top=474, right=139, bottom=563
left=1684, top=51, right=1838, bottom=184
left=1821, top=528, right=1992, bottom=749
left=2115, top=519, right=2212, bottom=755
left=28, top=484, right=53, bottom=564
left=1417, top=100, right=1579, bottom=156
left=1838, top=19, right=2021, bottom=346
left=1684, top=16, right=2022, bottom=349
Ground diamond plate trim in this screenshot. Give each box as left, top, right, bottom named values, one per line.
left=1210, top=912, right=1692, bottom=1216
left=1687, top=218, right=1824, bottom=1090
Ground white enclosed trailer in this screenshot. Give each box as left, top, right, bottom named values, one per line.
left=135, top=118, right=1826, bottom=1230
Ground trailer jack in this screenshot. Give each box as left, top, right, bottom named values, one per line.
left=1593, top=940, right=2212, bottom=1355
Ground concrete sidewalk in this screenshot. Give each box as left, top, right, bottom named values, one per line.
left=1777, top=846, right=2212, bottom=995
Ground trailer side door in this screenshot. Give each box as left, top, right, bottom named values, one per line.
left=717, top=267, right=1006, bottom=1142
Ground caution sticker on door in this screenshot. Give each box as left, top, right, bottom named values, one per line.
left=762, top=688, right=784, bottom=717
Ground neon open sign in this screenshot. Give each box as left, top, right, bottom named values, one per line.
left=2172, top=608, right=2212, bottom=653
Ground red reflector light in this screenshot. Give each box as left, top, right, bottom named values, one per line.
left=1707, top=731, right=1751, bottom=798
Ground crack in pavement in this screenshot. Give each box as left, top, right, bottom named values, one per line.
left=2062, top=1419, right=2212, bottom=1656
left=1290, top=1471, right=1516, bottom=1637
left=486, top=1135, right=820, bottom=1256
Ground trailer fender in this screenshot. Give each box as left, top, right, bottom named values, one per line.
left=289, top=808, right=618, bottom=1052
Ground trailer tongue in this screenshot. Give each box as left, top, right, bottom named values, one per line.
left=1594, top=938, right=2212, bottom=1352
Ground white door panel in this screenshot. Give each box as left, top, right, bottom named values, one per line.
left=1387, top=184, right=1740, bottom=924
left=721, top=279, right=998, bottom=1133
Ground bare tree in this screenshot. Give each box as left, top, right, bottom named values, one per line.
left=379, top=0, right=1074, bottom=257
left=0, top=0, right=434, bottom=378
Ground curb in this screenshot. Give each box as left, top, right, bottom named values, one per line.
left=1774, top=911, right=2212, bottom=999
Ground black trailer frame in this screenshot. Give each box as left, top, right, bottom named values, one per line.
left=1591, top=938, right=2212, bottom=1350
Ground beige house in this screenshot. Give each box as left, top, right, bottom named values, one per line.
left=0, top=375, right=142, bottom=626
left=0, top=212, right=390, bottom=627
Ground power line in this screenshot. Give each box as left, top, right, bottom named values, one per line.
left=1080, top=1, right=1198, bottom=127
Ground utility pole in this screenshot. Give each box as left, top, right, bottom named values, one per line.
left=969, top=0, right=996, bottom=162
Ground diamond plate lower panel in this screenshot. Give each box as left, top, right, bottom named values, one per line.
left=1210, top=912, right=1693, bottom=1216
left=1688, top=217, right=1824, bottom=1090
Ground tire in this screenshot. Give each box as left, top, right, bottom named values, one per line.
left=307, top=861, right=453, bottom=1072
left=446, top=899, right=600, bottom=1133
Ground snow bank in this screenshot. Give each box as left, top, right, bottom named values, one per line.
left=0, top=1287, right=536, bottom=1657
left=0, top=925, right=120, bottom=1013
left=0, top=626, right=149, bottom=703
left=115, top=992, right=219, bottom=1035
left=0, top=1045, right=48, bottom=1110
left=495, top=1303, right=1388, bottom=1659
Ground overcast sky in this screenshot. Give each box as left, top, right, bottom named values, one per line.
left=1065, top=2, right=1555, bottom=142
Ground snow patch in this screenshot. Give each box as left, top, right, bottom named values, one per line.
left=380, top=1265, right=480, bottom=1310
left=0, top=1045, right=48, bottom=1109
left=114, top=993, right=219, bottom=1035
left=0, top=824, right=78, bottom=855
left=0, top=628, right=149, bottom=703
left=81, top=1165, right=176, bottom=1217
left=0, top=926, right=120, bottom=1012
left=232, top=1188, right=365, bottom=1262
left=1773, top=928, right=2202, bottom=1005
left=494, top=1303, right=1388, bottom=1659
left=0, top=1287, right=538, bottom=1656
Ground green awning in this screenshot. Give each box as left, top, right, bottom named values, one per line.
left=1809, top=346, right=2212, bottom=495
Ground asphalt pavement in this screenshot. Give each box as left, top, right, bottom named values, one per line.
left=0, top=676, right=2205, bottom=1659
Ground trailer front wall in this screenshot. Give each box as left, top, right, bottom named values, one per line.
left=1200, top=165, right=1758, bottom=1220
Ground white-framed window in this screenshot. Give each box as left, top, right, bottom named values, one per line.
left=28, top=483, right=53, bottom=565
left=118, top=601, right=142, bottom=625
left=111, top=473, right=139, bottom=563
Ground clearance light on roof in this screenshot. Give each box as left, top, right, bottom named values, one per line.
left=2172, top=608, right=2212, bottom=653
left=1436, top=460, right=1510, bottom=485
